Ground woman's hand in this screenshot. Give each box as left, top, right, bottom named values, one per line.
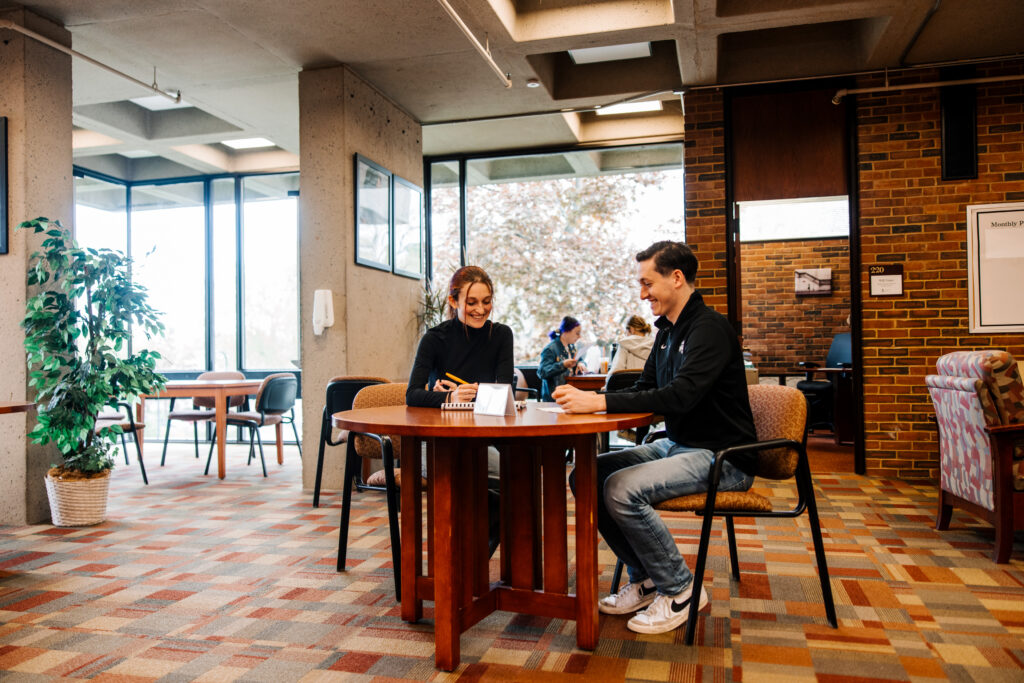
left=562, top=358, right=577, bottom=369
left=433, top=378, right=458, bottom=392
left=450, top=383, right=478, bottom=402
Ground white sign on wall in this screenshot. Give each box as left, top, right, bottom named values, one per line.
left=967, top=202, right=1024, bottom=333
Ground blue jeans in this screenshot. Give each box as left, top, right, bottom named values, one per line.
left=569, top=439, right=754, bottom=595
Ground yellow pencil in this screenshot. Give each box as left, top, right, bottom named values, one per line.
left=445, top=372, right=468, bottom=385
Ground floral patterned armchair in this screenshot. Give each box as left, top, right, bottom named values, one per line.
left=926, top=350, right=1024, bottom=563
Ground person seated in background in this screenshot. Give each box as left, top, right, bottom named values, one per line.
left=609, top=315, right=654, bottom=373
left=553, top=240, right=756, bottom=635
left=406, top=265, right=512, bottom=555
left=537, top=316, right=585, bottom=401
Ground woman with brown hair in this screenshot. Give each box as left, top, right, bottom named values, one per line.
left=405, top=265, right=513, bottom=556
left=405, top=265, right=514, bottom=407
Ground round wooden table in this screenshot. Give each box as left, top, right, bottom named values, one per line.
left=332, top=403, right=652, bottom=671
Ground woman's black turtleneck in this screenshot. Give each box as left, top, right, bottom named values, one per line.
left=406, top=318, right=514, bottom=407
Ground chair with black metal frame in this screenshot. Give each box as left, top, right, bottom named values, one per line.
left=599, top=369, right=648, bottom=451
left=796, top=332, right=852, bottom=437
left=160, top=370, right=247, bottom=466
left=512, top=367, right=538, bottom=401
left=313, top=375, right=390, bottom=508
left=608, top=383, right=837, bottom=645
left=95, top=402, right=149, bottom=484
left=336, top=382, right=407, bottom=600
left=205, top=373, right=300, bottom=477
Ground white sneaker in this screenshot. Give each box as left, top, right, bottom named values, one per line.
left=598, top=579, right=657, bottom=615
left=626, top=583, right=709, bottom=634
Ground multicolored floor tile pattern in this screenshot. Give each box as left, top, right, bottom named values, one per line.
left=1, top=441, right=1022, bottom=681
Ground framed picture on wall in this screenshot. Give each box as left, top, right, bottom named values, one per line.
left=392, top=175, right=423, bottom=279
left=354, top=154, right=392, bottom=272
left=1, top=117, right=8, bottom=255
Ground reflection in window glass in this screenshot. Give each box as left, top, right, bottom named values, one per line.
left=212, top=179, right=238, bottom=371
left=429, top=161, right=461, bottom=280
left=461, top=143, right=684, bottom=362
left=131, top=182, right=207, bottom=371
left=75, top=176, right=127, bottom=254
left=242, top=174, right=299, bottom=370
left=738, top=196, right=849, bottom=242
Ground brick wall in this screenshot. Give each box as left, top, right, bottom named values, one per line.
left=740, top=238, right=850, bottom=375
left=683, top=90, right=728, bottom=312
left=683, top=59, right=1024, bottom=481
left=856, top=62, right=1024, bottom=480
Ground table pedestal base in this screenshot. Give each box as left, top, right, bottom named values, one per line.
left=400, top=434, right=599, bottom=671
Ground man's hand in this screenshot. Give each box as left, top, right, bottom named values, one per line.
left=552, top=384, right=606, bottom=413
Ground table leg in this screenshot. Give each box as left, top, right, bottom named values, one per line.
left=215, top=392, right=227, bottom=480
left=400, top=436, right=422, bottom=623
left=136, top=398, right=146, bottom=458
left=275, top=423, right=284, bottom=464
left=432, top=439, right=460, bottom=671
left=572, top=434, right=599, bottom=650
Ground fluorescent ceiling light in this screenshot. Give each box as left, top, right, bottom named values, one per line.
left=222, top=137, right=275, bottom=150
left=119, top=150, right=158, bottom=159
left=130, top=95, right=191, bottom=111
left=595, top=101, right=664, bottom=116
left=568, top=42, right=651, bottom=65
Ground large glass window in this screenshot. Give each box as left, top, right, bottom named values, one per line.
left=130, top=182, right=207, bottom=371
left=429, top=160, right=462, bottom=279
left=73, top=171, right=302, bottom=444
left=211, top=178, right=238, bottom=371
left=74, top=176, right=128, bottom=254
left=241, top=174, right=299, bottom=371
left=438, top=143, right=684, bottom=362
left=738, top=196, right=849, bottom=241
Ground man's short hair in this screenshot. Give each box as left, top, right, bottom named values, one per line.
left=635, top=241, right=698, bottom=283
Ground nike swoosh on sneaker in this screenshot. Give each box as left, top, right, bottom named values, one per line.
left=670, top=594, right=692, bottom=613
left=638, top=583, right=657, bottom=598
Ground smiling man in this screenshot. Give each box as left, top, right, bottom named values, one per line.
left=553, top=240, right=756, bottom=635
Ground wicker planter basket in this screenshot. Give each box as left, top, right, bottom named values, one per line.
left=44, top=471, right=111, bottom=527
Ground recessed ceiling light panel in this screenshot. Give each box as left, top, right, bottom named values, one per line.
left=222, top=137, right=275, bottom=150
left=568, top=42, right=651, bottom=65
left=130, top=95, right=191, bottom=111
left=595, top=101, right=664, bottom=116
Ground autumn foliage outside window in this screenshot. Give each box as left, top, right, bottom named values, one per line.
left=429, top=145, right=684, bottom=362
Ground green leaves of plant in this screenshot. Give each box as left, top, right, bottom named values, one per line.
left=19, top=217, right=167, bottom=474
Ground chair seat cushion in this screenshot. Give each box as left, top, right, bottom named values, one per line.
left=364, top=469, right=426, bottom=488
left=655, top=490, right=773, bottom=513
left=168, top=409, right=216, bottom=421
left=226, top=411, right=282, bottom=426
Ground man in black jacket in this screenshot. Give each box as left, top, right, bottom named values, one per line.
left=554, top=240, right=756, bottom=635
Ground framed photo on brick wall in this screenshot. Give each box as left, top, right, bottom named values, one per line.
left=967, top=202, right=1024, bottom=332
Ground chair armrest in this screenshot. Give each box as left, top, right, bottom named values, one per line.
left=642, top=429, right=667, bottom=444
left=985, top=423, right=1024, bottom=435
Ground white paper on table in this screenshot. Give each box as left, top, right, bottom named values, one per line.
left=537, top=405, right=565, bottom=413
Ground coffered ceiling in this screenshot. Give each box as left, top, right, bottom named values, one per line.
left=2, top=0, right=1022, bottom=181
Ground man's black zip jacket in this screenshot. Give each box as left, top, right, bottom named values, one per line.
left=603, top=292, right=758, bottom=475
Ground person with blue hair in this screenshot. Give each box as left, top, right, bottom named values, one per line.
left=537, top=316, right=585, bottom=401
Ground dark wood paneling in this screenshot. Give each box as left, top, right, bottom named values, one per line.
left=732, top=89, right=847, bottom=201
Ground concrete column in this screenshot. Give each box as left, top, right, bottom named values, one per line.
left=0, top=9, right=74, bottom=524
left=298, top=65, right=423, bottom=492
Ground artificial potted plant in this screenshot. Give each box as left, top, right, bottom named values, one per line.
left=20, top=217, right=166, bottom=526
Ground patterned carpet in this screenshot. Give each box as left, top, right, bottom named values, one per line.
left=1, top=441, right=1022, bottom=682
